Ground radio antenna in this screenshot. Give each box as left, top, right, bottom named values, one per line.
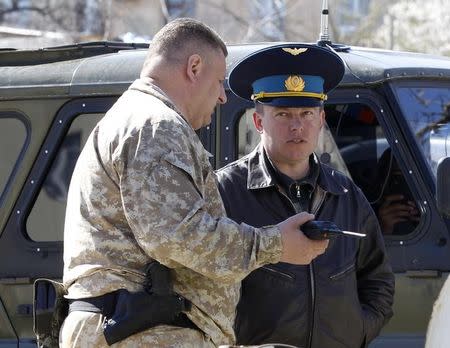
left=318, top=0, right=332, bottom=46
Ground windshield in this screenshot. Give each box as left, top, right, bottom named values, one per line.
left=394, top=84, right=450, bottom=179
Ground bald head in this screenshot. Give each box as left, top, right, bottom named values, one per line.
left=141, top=18, right=227, bottom=77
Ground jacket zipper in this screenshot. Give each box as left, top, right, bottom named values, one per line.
left=278, top=185, right=327, bottom=348
left=307, top=189, right=327, bottom=348
left=330, top=263, right=355, bottom=280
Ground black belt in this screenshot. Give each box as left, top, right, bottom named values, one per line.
left=69, top=291, right=118, bottom=317
left=68, top=291, right=198, bottom=331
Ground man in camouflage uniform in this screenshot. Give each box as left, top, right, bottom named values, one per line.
left=60, top=19, right=328, bottom=347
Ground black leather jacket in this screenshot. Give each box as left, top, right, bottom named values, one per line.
left=216, top=145, right=395, bottom=348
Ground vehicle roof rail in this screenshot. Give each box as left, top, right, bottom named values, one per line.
left=44, top=41, right=149, bottom=50
left=0, top=41, right=150, bottom=67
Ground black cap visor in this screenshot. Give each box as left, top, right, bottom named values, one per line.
left=257, top=97, right=324, bottom=107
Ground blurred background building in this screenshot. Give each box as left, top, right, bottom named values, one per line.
left=0, top=0, right=449, bottom=56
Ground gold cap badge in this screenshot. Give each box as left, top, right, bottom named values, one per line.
left=285, top=75, right=305, bottom=92
left=282, top=47, right=308, bottom=56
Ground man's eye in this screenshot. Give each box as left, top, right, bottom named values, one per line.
left=277, top=112, right=288, bottom=117
left=302, top=111, right=315, bottom=119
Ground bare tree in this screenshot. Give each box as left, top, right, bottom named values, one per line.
left=0, top=0, right=69, bottom=31
left=4, top=0, right=447, bottom=56
left=372, top=0, right=450, bottom=55
left=197, top=0, right=320, bottom=44
left=329, top=0, right=450, bottom=56
left=0, top=0, right=108, bottom=42
left=160, top=0, right=196, bottom=24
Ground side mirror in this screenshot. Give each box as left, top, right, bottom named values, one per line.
left=437, top=157, right=450, bottom=218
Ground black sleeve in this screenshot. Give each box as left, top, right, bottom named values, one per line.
left=215, top=171, right=233, bottom=217
left=356, top=198, right=395, bottom=345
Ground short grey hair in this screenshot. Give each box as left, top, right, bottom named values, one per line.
left=255, top=102, right=264, bottom=114
left=147, top=18, right=227, bottom=63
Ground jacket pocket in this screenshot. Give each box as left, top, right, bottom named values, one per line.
left=260, top=265, right=295, bottom=282
left=163, top=150, right=195, bottom=179
left=329, top=262, right=355, bottom=281
left=162, top=150, right=204, bottom=198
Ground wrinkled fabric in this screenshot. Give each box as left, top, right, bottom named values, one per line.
left=60, top=311, right=214, bottom=348
left=62, top=79, right=282, bottom=346
left=216, top=145, right=395, bottom=348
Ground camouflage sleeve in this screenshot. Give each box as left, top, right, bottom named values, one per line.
left=117, top=121, right=282, bottom=283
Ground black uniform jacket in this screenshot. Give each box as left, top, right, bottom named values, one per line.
left=215, top=145, right=395, bottom=348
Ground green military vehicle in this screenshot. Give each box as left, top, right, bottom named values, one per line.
left=0, top=39, right=449, bottom=347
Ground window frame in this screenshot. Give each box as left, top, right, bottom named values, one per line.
left=388, top=79, right=450, bottom=189
left=0, top=112, right=30, bottom=207
left=2, top=97, right=116, bottom=278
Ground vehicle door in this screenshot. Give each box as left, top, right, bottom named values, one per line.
left=0, top=97, right=114, bottom=346
left=0, top=109, right=31, bottom=347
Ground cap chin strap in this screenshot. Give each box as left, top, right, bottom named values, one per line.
left=251, top=91, right=327, bottom=101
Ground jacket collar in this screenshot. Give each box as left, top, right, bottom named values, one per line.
left=129, top=78, right=188, bottom=124
left=128, top=78, right=213, bottom=160
left=246, top=143, right=347, bottom=196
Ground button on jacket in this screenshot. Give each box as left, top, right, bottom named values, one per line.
left=216, top=144, right=395, bottom=348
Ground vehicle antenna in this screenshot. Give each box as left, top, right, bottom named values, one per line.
left=318, top=0, right=332, bottom=46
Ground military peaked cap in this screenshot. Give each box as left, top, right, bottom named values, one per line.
left=228, top=43, right=345, bottom=107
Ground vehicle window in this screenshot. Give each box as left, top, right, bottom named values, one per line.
left=0, top=116, right=27, bottom=202
left=394, top=84, right=450, bottom=178
left=236, top=103, right=421, bottom=236
left=325, top=103, right=421, bottom=236
left=27, top=113, right=104, bottom=242
left=237, top=108, right=260, bottom=159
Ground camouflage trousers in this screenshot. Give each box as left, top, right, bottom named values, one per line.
left=59, top=311, right=215, bottom=348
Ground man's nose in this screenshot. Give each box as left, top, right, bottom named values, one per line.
left=218, top=85, right=227, bottom=104
left=290, top=117, right=303, bottom=131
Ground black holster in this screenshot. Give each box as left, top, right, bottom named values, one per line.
left=102, top=288, right=191, bottom=345
left=68, top=261, right=192, bottom=346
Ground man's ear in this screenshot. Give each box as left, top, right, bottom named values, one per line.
left=319, top=108, right=326, bottom=128
left=253, top=111, right=264, bottom=133
left=186, top=54, right=202, bottom=82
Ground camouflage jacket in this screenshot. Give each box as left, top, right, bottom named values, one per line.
left=62, top=78, right=282, bottom=346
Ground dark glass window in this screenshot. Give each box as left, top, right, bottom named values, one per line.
left=0, top=116, right=27, bottom=202
left=27, top=113, right=103, bottom=242
left=395, top=84, right=450, bottom=178
left=325, top=103, right=420, bottom=236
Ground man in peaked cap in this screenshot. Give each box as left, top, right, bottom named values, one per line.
left=216, top=44, right=395, bottom=348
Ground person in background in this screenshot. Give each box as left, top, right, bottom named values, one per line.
left=216, top=43, right=395, bottom=348
left=60, top=19, right=328, bottom=347
left=371, top=148, right=420, bottom=235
